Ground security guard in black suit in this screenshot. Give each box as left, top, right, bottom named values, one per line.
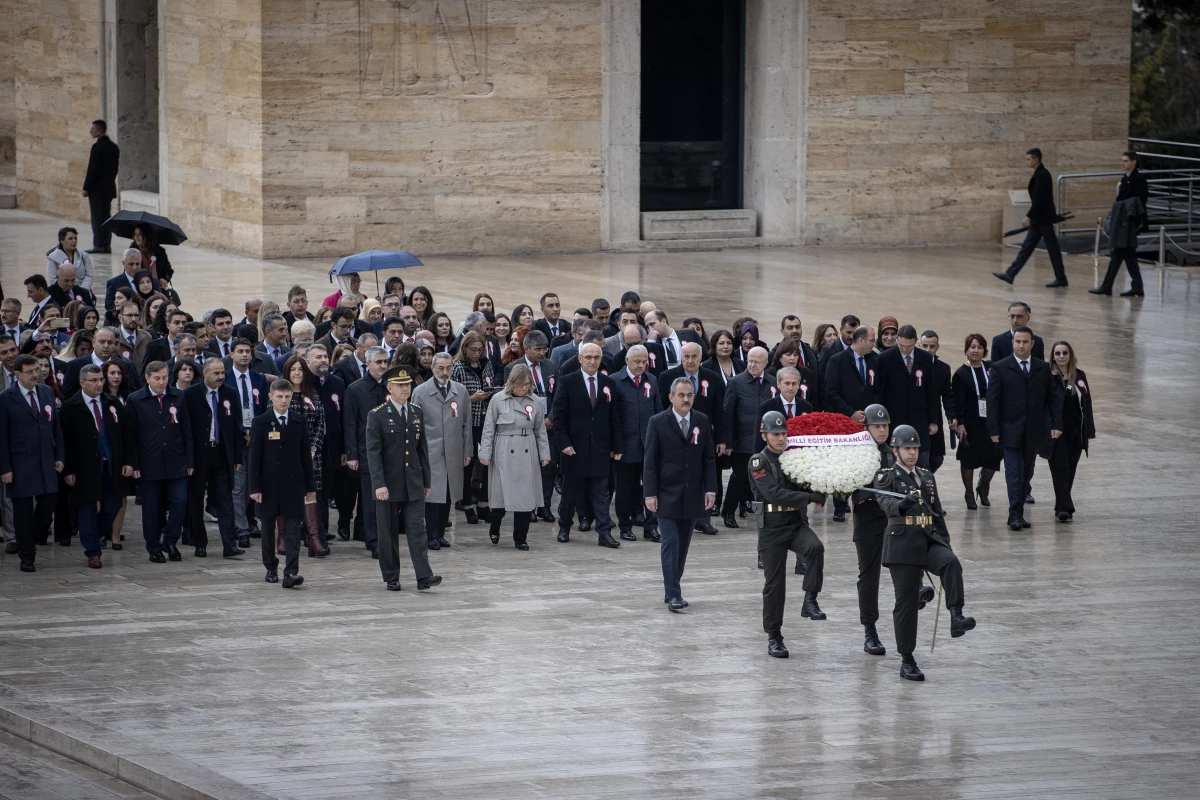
left=365, top=366, right=441, bottom=592
left=749, top=411, right=827, bottom=659
left=873, top=425, right=977, bottom=681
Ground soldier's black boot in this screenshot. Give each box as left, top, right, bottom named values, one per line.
left=864, top=624, right=886, bottom=656
left=917, top=584, right=935, bottom=609
left=767, top=637, right=789, bottom=658
left=801, top=592, right=826, bottom=620
left=950, top=606, right=976, bottom=638
left=900, top=654, right=924, bottom=681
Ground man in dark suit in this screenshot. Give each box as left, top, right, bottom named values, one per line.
left=183, top=359, right=244, bottom=558
left=823, top=326, right=880, bottom=521
left=223, top=338, right=268, bottom=546
left=991, top=301, right=1045, bottom=362
left=143, top=309, right=190, bottom=366
left=248, top=379, right=316, bottom=587
left=82, top=119, right=119, bottom=253
left=754, top=367, right=814, bottom=449
left=307, top=343, right=346, bottom=547
left=62, top=327, right=141, bottom=398
left=204, top=308, right=238, bottom=358
left=281, top=285, right=315, bottom=330
left=62, top=364, right=134, bottom=568
left=127, top=361, right=194, bottom=562
left=550, top=342, right=623, bottom=546
left=995, top=147, right=1068, bottom=287
left=345, top=345, right=390, bottom=557
left=918, top=331, right=958, bottom=473
left=645, top=308, right=708, bottom=366
left=532, top=292, right=569, bottom=342
left=256, top=314, right=292, bottom=366
left=611, top=346, right=662, bottom=543
left=643, top=377, right=717, bottom=611
left=559, top=330, right=617, bottom=377
left=610, top=323, right=667, bottom=378
left=332, top=333, right=377, bottom=387
left=986, top=326, right=1063, bottom=530
left=47, top=264, right=96, bottom=309
left=875, top=325, right=940, bottom=468
left=770, top=315, right=821, bottom=405
left=23, top=275, right=55, bottom=327
left=104, top=249, right=143, bottom=320
left=1, top=299, right=30, bottom=345
left=504, top=329, right=558, bottom=520
left=316, top=307, right=357, bottom=357
left=549, top=317, right=592, bottom=367
left=721, top=347, right=776, bottom=529
left=820, top=315, right=859, bottom=380
left=1091, top=150, right=1152, bottom=297
left=0, top=355, right=65, bottom=572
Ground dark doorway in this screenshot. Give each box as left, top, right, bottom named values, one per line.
left=640, top=0, right=744, bottom=212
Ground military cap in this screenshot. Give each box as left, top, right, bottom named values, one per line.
left=383, top=365, right=414, bottom=385
left=863, top=404, right=890, bottom=426
left=889, top=424, right=920, bottom=448
left=760, top=410, right=788, bottom=434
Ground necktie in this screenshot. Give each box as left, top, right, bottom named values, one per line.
left=128, top=333, right=136, bottom=348
left=858, top=356, right=867, bottom=384
left=157, top=394, right=163, bottom=410
left=223, top=342, right=230, bottom=356
left=439, top=382, right=447, bottom=399
left=905, top=354, right=913, bottom=375
left=92, top=398, right=104, bottom=433
left=400, top=406, right=407, bottom=425
left=1022, top=360, right=1029, bottom=376
left=633, top=375, right=640, bottom=389
left=360, top=361, right=367, bottom=377
left=690, top=373, right=698, bottom=395
left=588, top=376, right=596, bottom=407
left=27, top=390, right=37, bottom=414
left=240, top=374, right=250, bottom=407
left=210, top=390, right=220, bottom=444
left=680, top=416, right=689, bottom=438
left=5, top=328, right=14, bottom=339
left=278, top=415, right=286, bottom=427
left=665, top=339, right=677, bottom=364
left=532, top=363, right=542, bottom=394
left=786, top=401, right=793, bottom=419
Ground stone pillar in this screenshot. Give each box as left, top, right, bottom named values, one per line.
left=105, top=0, right=159, bottom=194
left=601, top=0, right=641, bottom=249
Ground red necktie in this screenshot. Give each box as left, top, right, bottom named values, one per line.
left=588, top=376, right=596, bottom=407
left=786, top=402, right=793, bottom=418
left=634, top=375, right=640, bottom=388
left=92, top=398, right=104, bottom=433
left=532, top=363, right=542, bottom=393
left=157, top=394, right=163, bottom=410
left=906, top=354, right=913, bottom=375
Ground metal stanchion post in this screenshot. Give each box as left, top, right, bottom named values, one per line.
left=1159, top=225, right=1167, bottom=267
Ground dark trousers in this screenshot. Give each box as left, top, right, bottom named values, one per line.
left=854, top=533, right=884, bottom=628
left=12, top=493, right=56, bottom=561
left=1049, top=437, right=1084, bottom=515
left=720, top=453, right=752, bottom=516
left=833, top=496, right=849, bottom=517
left=658, top=518, right=695, bottom=600
left=262, top=516, right=302, bottom=576
left=425, top=499, right=451, bottom=543
left=613, top=460, right=652, bottom=533
left=1007, top=221, right=1067, bottom=283
left=759, top=526, right=825, bottom=637
left=186, top=455, right=236, bottom=551
left=77, top=471, right=123, bottom=558
left=928, top=450, right=944, bottom=473
left=489, top=509, right=532, bottom=545
left=88, top=193, right=115, bottom=250
left=141, top=477, right=187, bottom=553
left=1100, top=246, right=1143, bottom=293
left=888, top=545, right=965, bottom=656
left=1002, top=446, right=1037, bottom=523
left=557, top=475, right=612, bottom=536
left=53, top=474, right=75, bottom=543
left=376, top=498, right=432, bottom=583
left=357, top=468, right=378, bottom=547
left=464, top=425, right=489, bottom=506
left=335, top=465, right=362, bottom=537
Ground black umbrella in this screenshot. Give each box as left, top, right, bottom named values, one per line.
left=101, top=210, right=188, bottom=246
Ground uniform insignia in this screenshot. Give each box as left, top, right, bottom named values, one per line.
left=752, top=468, right=767, bottom=480
left=750, top=456, right=762, bottom=469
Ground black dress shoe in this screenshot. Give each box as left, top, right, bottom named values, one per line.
left=864, top=626, right=886, bottom=656
left=950, top=607, right=976, bottom=638
left=597, top=534, right=620, bottom=548
left=767, top=638, right=789, bottom=658
left=832, top=511, right=846, bottom=522
left=5, top=542, right=18, bottom=554
left=668, top=597, right=687, bottom=612
left=619, top=531, right=636, bottom=541
left=417, top=575, right=442, bottom=590
left=437, top=537, right=451, bottom=548
left=900, top=656, right=925, bottom=681
left=917, top=585, right=935, bottom=609
left=85, top=247, right=110, bottom=254
left=1025, top=494, right=1035, bottom=504
left=992, top=271, right=1014, bottom=285
left=695, top=522, right=718, bottom=534
left=194, top=547, right=207, bottom=558
left=149, top=551, right=166, bottom=563
left=539, top=508, right=556, bottom=523
left=515, top=543, right=529, bottom=551
left=1056, top=511, right=1071, bottom=522
left=111, top=542, right=123, bottom=551
left=722, top=514, right=739, bottom=529
left=338, top=529, right=351, bottom=541
left=578, top=518, right=592, bottom=532
left=19, top=559, right=35, bottom=573
left=265, top=571, right=278, bottom=583
left=1009, top=521, right=1023, bottom=531
left=249, top=529, right=262, bottom=538
left=237, top=535, right=250, bottom=548
left=1020, top=519, right=1032, bottom=529
left=557, top=530, right=570, bottom=543
left=801, top=592, right=826, bottom=620
left=1045, top=280, right=1068, bottom=288
left=643, top=529, right=661, bottom=543
left=223, top=547, right=245, bottom=557
left=1120, top=289, right=1144, bottom=297
left=1088, top=287, right=1112, bottom=295
left=386, top=580, right=402, bottom=591
left=370, top=547, right=379, bottom=559
left=429, top=539, right=442, bottom=550
left=166, top=544, right=182, bottom=561
left=464, top=507, right=479, bottom=525
left=794, top=557, right=807, bottom=575
left=282, top=574, right=304, bottom=589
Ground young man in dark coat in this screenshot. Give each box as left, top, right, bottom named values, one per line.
left=82, top=120, right=119, bottom=253
left=874, top=325, right=939, bottom=468
left=183, top=358, right=245, bottom=558
left=994, top=147, right=1068, bottom=287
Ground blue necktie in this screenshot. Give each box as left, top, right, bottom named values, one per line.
left=858, top=356, right=866, bottom=384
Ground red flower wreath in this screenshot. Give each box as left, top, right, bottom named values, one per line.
left=787, top=411, right=865, bottom=437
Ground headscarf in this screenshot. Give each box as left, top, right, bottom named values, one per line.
left=359, top=298, right=381, bottom=321
left=132, top=269, right=156, bottom=301
left=738, top=321, right=760, bottom=345
left=335, top=274, right=364, bottom=308
left=75, top=305, right=99, bottom=331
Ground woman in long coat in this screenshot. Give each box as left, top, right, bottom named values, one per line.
left=478, top=364, right=550, bottom=550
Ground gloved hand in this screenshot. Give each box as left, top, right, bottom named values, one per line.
left=809, top=492, right=826, bottom=507
left=899, top=493, right=921, bottom=513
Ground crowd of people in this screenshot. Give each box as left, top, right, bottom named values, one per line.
left=0, top=261, right=1098, bottom=606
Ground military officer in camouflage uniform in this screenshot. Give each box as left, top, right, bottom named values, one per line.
left=749, top=411, right=827, bottom=659
left=874, top=424, right=976, bottom=681
left=366, top=366, right=442, bottom=592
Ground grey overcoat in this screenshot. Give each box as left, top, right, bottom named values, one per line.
left=478, top=390, right=551, bottom=512
left=411, top=378, right=473, bottom=504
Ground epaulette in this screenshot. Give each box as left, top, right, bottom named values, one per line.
left=373, top=402, right=390, bottom=413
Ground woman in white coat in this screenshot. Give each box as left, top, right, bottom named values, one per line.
left=46, top=226, right=96, bottom=290
left=478, top=364, right=550, bottom=550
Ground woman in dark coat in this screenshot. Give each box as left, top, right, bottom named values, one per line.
left=952, top=333, right=1001, bottom=510
left=282, top=355, right=328, bottom=555
left=451, top=330, right=497, bottom=524
left=1049, top=341, right=1095, bottom=522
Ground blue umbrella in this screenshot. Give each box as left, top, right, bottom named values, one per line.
left=329, top=250, right=424, bottom=296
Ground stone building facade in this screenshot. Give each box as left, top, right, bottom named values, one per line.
left=6, top=0, right=1131, bottom=257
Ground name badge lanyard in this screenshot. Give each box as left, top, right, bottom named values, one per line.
left=971, top=365, right=988, bottom=417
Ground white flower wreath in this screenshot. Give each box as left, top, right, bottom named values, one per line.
left=778, top=441, right=881, bottom=498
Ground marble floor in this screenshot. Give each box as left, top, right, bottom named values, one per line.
left=1, top=208, right=1199, bottom=799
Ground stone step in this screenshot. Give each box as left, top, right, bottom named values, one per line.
left=0, top=731, right=162, bottom=800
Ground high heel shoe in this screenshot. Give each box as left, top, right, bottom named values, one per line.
left=965, top=490, right=977, bottom=511
left=976, top=486, right=990, bottom=507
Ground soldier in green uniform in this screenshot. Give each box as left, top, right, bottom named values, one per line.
left=749, top=411, right=827, bottom=659
left=851, top=405, right=935, bottom=657
left=874, top=424, right=976, bottom=681
left=365, top=366, right=442, bottom=592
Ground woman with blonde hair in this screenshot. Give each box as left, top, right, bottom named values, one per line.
left=478, top=363, right=550, bottom=549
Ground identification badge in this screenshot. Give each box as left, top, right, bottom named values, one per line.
left=269, top=431, right=281, bottom=440
left=242, top=406, right=253, bottom=428
left=977, top=398, right=987, bottom=418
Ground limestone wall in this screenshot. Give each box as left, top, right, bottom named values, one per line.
left=0, top=0, right=15, bottom=163
left=804, top=0, right=1131, bottom=244
left=257, top=0, right=604, bottom=258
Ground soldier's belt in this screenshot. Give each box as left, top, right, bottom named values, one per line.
left=903, top=515, right=934, bottom=526
left=764, top=504, right=798, bottom=513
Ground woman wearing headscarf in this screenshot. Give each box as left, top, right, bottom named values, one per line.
left=322, top=273, right=364, bottom=309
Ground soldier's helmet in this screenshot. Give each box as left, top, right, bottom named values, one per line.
left=863, top=404, right=890, bottom=426
left=760, top=411, right=788, bottom=434
left=889, top=424, right=920, bottom=448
